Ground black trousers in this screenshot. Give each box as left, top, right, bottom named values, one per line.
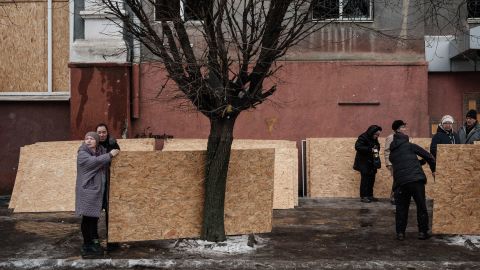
left=394, top=181, right=429, bottom=234
left=360, top=172, right=376, bottom=198
left=81, top=216, right=99, bottom=245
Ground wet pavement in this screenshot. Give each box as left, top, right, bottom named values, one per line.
left=0, top=196, right=478, bottom=269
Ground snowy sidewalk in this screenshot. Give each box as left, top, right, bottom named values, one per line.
left=0, top=196, right=479, bottom=269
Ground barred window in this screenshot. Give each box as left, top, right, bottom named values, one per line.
left=468, top=0, right=480, bottom=19
left=312, top=0, right=372, bottom=21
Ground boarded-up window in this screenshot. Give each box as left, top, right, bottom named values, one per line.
left=155, top=0, right=180, bottom=21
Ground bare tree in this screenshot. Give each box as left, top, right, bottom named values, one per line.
left=102, top=0, right=325, bottom=242
left=101, top=0, right=475, bottom=242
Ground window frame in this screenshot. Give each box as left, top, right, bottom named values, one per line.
left=311, top=0, right=374, bottom=22
left=154, top=0, right=205, bottom=22
left=467, top=0, right=480, bottom=23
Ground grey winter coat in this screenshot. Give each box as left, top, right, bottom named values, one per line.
left=458, top=123, right=480, bottom=144
left=75, top=143, right=112, bottom=218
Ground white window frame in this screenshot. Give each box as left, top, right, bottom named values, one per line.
left=311, top=0, right=373, bottom=22
left=0, top=0, right=70, bottom=100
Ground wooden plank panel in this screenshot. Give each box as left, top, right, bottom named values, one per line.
left=11, top=139, right=155, bottom=212
left=108, top=149, right=275, bottom=242
left=432, top=144, right=480, bottom=234
left=163, top=139, right=297, bottom=209
left=306, top=138, right=434, bottom=198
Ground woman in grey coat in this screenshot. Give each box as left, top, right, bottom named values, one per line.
left=76, top=131, right=119, bottom=257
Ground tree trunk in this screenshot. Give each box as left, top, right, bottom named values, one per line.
left=201, top=115, right=237, bottom=242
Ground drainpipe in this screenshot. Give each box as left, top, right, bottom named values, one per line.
left=131, top=13, right=141, bottom=119
left=47, top=0, right=53, bottom=93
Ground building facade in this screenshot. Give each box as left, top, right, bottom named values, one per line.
left=1, top=0, right=479, bottom=194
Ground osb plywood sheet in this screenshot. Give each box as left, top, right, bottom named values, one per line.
left=272, top=148, right=296, bottom=209
left=9, top=147, right=33, bottom=209
left=108, top=149, right=275, bottom=242
left=306, top=138, right=434, bottom=198
left=432, top=144, right=480, bottom=234
left=11, top=139, right=155, bottom=212
left=163, top=139, right=297, bottom=151
left=163, top=139, right=297, bottom=209
left=0, top=2, right=47, bottom=91
left=52, top=1, right=70, bottom=91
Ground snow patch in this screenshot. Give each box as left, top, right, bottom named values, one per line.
left=441, top=235, right=480, bottom=250
left=171, top=235, right=267, bottom=255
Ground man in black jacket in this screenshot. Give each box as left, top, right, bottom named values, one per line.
left=389, top=130, right=435, bottom=241
left=96, top=123, right=121, bottom=251
left=354, top=125, right=382, bottom=203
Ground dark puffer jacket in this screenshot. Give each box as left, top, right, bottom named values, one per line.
left=430, top=125, right=459, bottom=158
left=389, top=133, right=436, bottom=190
left=353, top=125, right=382, bottom=174
left=99, top=136, right=120, bottom=153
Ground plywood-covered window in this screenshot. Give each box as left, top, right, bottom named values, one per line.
left=0, top=0, right=69, bottom=96
left=464, top=93, right=480, bottom=119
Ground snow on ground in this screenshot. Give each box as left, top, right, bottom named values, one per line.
left=171, top=235, right=267, bottom=255
left=440, top=235, right=480, bottom=250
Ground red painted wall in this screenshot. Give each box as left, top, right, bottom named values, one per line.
left=69, top=63, right=131, bottom=140
left=0, top=101, right=70, bottom=195
left=428, top=72, right=480, bottom=131
left=131, top=61, right=430, bottom=140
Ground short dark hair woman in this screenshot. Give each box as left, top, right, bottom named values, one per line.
left=75, top=131, right=119, bottom=257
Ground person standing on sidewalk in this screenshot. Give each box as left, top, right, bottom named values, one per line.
left=458, top=109, right=480, bottom=144
left=354, top=125, right=382, bottom=203
left=384, top=120, right=407, bottom=205
left=76, top=132, right=120, bottom=257
left=96, top=123, right=120, bottom=251
left=430, top=115, right=459, bottom=159
left=389, top=129, right=435, bottom=241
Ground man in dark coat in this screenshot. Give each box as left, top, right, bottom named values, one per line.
left=96, top=123, right=121, bottom=250
left=354, top=125, right=382, bottom=203
left=389, top=131, right=435, bottom=241
left=458, top=109, right=480, bottom=144
left=430, top=115, right=459, bottom=158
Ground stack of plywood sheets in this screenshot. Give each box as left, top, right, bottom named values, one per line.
left=108, top=149, right=275, bottom=242
left=432, top=144, right=480, bottom=234
left=163, top=139, right=298, bottom=209
left=306, top=138, right=434, bottom=198
left=10, top=139, right=156, bottom=213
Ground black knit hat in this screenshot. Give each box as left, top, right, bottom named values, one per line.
left=466, top=109, right=477, bottom=120
left=392, top=120, right=406, bottom=131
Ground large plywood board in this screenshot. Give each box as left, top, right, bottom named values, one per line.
left=432, top=144, right=480, bottom=234
left=11, top=139, right=155, bottom=212
left=163, top=139, right=298, bottom=209
left=163, top=139, right=297, bottom=151
left=306, top=138, right=434, bottom=198
left=108, top=149, right=275, bottom=242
